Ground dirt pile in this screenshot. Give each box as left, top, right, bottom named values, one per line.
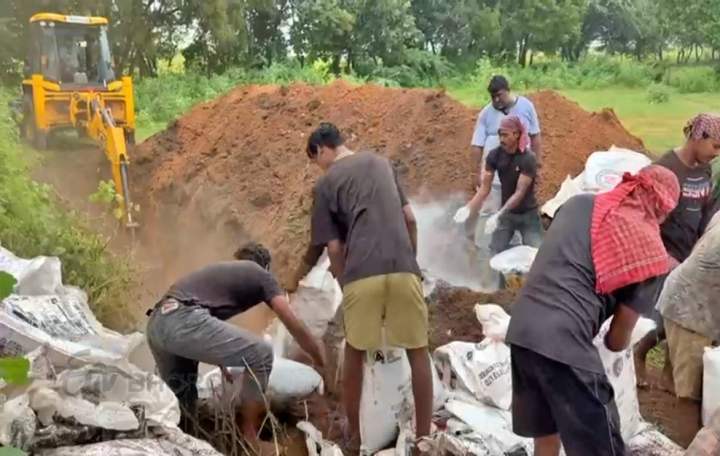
left=133, top=80, right=644, bottom=285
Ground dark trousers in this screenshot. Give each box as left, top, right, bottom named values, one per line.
left=490, top=209, right=543, bottom=288
left=510, top=345, right=625, bottom=456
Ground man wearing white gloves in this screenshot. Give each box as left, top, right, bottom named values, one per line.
left=456, top=115, right=542, bottom=283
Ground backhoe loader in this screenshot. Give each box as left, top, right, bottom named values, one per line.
left=10, top=13, right=138, bottom=232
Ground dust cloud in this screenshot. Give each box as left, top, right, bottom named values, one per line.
left=411, top=195, right=496, bottom=292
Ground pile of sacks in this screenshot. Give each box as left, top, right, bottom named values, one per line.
left=431, top=305, right=683, bottom=455
left=0, top=247, right=222, bottom=455
left=267, top=251, right=687, bottom=455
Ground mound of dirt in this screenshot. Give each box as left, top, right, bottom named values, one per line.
left=133, top=80, right=644, bottom=286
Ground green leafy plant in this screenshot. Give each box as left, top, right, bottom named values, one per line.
left=0, top=271, right=29, bottom=386
left=89, top=180, right=140, bottom=222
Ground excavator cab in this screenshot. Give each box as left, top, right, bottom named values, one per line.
left=12, top=13, right=139, bottom=231
left=28, top=16, right=116, bottom=86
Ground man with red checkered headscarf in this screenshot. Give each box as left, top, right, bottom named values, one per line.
left=635, top=113, right=720, bottom=394
left=455, top=115, right=542, bottom=287
left=504, top=165, right=680, bottom=456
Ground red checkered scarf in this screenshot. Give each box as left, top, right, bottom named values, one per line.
left=684, top=113, right=720, bottom=141
left=499, top=115, right=530, bottom=152
left=590, top=165, right=680, bottom=294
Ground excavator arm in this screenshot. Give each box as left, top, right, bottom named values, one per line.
left=80, top=94, right=138, bottom=231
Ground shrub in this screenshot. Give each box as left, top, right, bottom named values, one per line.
left=647, top=84, right=671, bottom=104
left=0, top=89, right=133, bottom=330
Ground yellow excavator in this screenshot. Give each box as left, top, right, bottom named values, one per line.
left=10, top=13, right=138, bottom=231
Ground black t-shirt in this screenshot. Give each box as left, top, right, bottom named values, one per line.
left=311, top=152, right=422, bottom=287
left=506, top=194, right=664, bottom=374
left=485, top=147, right=538, bottom=213
left=165, top=261, right=283, bottom=321
left=655, top=150, right=713, bottom=262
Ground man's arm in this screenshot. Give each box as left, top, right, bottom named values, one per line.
left=468, top=169, right=495, bottom=213
left=270, top=295, right=325, bottom=368
left=326, top=239, right=345, bottom=285
left=530, top=134, right=542, bottom=165
left=698, top=192, right=719, bottom=236
left=470, top=109, right=488, bottom=187
left=605, top=277, right=662, bottom=351
left=527, top=101, right=542, bottom=165
left=403, top=205, right=418, bottom=255
left=605, top=304, right=640, bottom=352
left=310, top=180, right=342, bottom=282
left=287, top=244, right=327, bottom=292
left=499, top=174, right=532, bottom=214
left=393, top=165, right=418, bottom=255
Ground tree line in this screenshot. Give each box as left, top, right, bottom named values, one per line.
left=1, top=0, right=719, bottom=83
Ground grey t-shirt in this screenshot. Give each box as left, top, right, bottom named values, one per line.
left=310, top=152, right=422, bottom=287
left=165, top=261, right=283, bottom=321
left=506, top=194, right=663, bottom=374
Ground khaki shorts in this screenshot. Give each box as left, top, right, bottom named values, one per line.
left=342, top=272, right=428, bottom=351
left=665, top=318, right=713, bottom=400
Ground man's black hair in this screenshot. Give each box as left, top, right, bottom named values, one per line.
left=488, top=75, right=510, bottom=94
left=306, top=123, right=345, bottom=159
left=234, top=242, right=272, bottom=270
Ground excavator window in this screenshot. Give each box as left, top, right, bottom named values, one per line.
left=31, top=21, right=116, bottom=86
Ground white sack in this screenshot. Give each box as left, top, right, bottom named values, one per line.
left=445, top=398, right=533, bottom=454
left=541, top=146, right=651, bottom=218
left=703, top=346, right=720, bottom=425
left=583, top=149, right=651, bottom=192
left=0, top=247, right=143, bottom=367
left=626, top=424, right=684, bottom=456
left=0, top=246, right=63, bottom=295
left=489, top=246, right=538, bottom=277
left=267, top=253, right=342, bottom=359
left=359, top=347, right=445, bottom=455
left=197, top=358, right=324, bottom=409
left=51, top=359, right=181, bottom=429
left=34, top=427, right=223, bottom=456
left=298, top=420, right=344, bottom=456
left=433, top=305, right=512, bottom=411
left=593, top=317, right=655, bottom=442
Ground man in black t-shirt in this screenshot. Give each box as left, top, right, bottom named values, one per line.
left=145, top=242, right=325, bottom=450
left=455, top=115, right=542, bottom=287
left=506, top=165, right=680, bottom=455
left=634, top=113, right=720, bottom=390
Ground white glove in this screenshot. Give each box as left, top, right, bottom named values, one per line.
left=485, top=213, right=500, bottom=235
left=454, top=206, right=471, bottom=223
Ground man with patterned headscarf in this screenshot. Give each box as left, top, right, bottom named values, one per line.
left=455, top=115, right=542, bottom=271
left=634, top=113, right=720, bottom=391
left=505, top=165, right=680, bottom=456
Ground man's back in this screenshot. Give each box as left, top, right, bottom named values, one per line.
left=506, top=194, right=658, bottom=373
left=311, top=152, right=421, bottom=286
left=166, top=261, right=282, bottom=320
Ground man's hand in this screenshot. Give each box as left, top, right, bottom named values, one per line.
left=471, top=171, right=481, bottom=192
left=270, top=295, right=326, bottom=372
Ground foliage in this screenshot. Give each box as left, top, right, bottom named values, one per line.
left=0, top=89, right=133, bottom=330
left=2, top=0, right=720, bottom=84
left=647, top=84, right=670, bottom=104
